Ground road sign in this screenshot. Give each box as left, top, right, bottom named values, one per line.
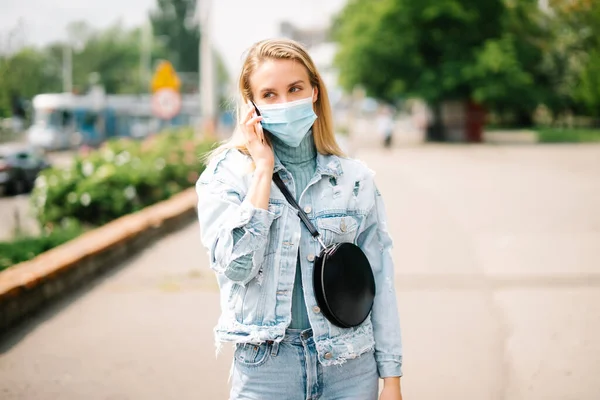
left=151, top=88, right=182, bottom=120
left=151, top=60, right=181, bottom=93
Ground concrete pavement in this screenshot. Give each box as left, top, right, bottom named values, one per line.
left=1, top=143, right=600, bottom=399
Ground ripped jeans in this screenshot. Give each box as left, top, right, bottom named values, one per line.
left=229, top=328, right=379, bottom=400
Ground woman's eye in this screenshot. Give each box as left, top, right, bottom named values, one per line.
left=290, top=87, right=301, bottom=93
left=263, top=92, right=275, bottom=99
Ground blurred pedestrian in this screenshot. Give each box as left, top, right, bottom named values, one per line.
left=196, top=38, right=403, bottom=400
left=377, top=105, right=394, bottom=149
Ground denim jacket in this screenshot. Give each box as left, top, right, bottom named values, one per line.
left=196, top=148, right=403, bottom=377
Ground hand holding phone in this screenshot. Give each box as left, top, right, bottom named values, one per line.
left=241, top=100, right=273, bottom=169
left=250, top=100, right=265, bottom=144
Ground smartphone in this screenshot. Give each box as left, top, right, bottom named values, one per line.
left=250, top=100, right=273, bottom=139
left=250, top=100, right=261, bottom=116
left=249, top=100, right=268, bottom=143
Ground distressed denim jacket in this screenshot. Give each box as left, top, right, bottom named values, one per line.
left=195, top=148, right=403, bottom=377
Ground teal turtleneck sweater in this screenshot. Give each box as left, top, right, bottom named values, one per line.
left=271, top=132, right=317, bottom=330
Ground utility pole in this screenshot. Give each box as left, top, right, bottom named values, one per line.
left=198, top=0, right=217, bottom=137
left=140, top=19, right=153, bottom=94
left=62, top=44, right=72, bottom=93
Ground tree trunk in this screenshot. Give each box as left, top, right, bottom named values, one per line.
left=426, top=103, right=445, bottom=142
left=514, top=109, right=534, bottom=128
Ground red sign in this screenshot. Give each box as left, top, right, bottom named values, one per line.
left=152, top=88, right=182, bottom=120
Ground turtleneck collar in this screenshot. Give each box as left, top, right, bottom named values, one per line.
left=271, top=130, right=317, bottom=165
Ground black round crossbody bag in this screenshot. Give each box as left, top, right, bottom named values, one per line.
left=273, top=173, right=376, bottom=328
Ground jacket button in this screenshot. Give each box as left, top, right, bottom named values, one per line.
left=307, top=254, right=315, bottom=262
left=324, top=352, right=333, bottom=360
left=304, top=205, right=312, bottom=213
left=312, top=306, right=320, bottom=313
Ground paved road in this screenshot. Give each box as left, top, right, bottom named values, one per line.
left=1, top=143, right=600, bottom=399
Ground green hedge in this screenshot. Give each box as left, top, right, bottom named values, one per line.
left=30, top=128, right=215, bottom=228
left=0, top=220, right=84, bottom=271
left=536, top=128, right=600, bottom=143
left=0, top=128, right=215, bottom=271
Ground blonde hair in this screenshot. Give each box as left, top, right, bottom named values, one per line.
left=205, top=38, right=344, bottom=163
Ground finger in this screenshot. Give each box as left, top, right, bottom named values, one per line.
left=256, top=120, right=265, bottom=144
left=242, top=107, right=254, bottom=126
left=246, top=116, right=263, bottom=128
left=244, top=119, right=261, bottom=143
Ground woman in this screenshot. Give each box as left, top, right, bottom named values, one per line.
left=196, top=38, right=403, bottom=400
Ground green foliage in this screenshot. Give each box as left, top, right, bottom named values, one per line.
left=0, top=14, right=230, bottom=117
left=30, top=128, right=215, bottom=229
left=334, top=0, right=505, bottom=104
left=1, top=128, right=214, bottom=271
left=72, top=23, right=145, bottom=94
left=333, top=0, right=600, bottom=125
left=150, top=0, right=200, bottom=73
left=561, top=1, right=600, bottom=117
left=574, top=49, right=600, bottom=116
left=0, top=22, right=163, bottom=116
left=0, top=219, right=84, bottom=272
left=0, top=47, right=61, bottom=118
left=466, top=1, right=553, bottom=125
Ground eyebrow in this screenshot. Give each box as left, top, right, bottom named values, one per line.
left=260, top=80, right=305, bottom=93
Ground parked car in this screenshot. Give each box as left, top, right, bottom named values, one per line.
left=0, top=144, right=51, bottom=196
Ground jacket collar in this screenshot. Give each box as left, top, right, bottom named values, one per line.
left=273, top=152, right=342, bottom=178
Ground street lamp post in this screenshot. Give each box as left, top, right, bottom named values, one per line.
left=62, top=44, right=73, bottom=93
left=62, top=29, right=85, bottom=94
left=140, top=19, right=153, bottom=94
left=198, top=0, right=217, bottom=137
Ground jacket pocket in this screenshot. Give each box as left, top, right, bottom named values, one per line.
left=316, top=215, right=359, bottom=246
left=264, top=201, right=284, bottom=257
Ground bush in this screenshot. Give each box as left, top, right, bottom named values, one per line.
left=1, top=128, right=215, bottom=271
left=0, top=219, right=85, bottom=271
left=30, top=128, right=216, bottom=229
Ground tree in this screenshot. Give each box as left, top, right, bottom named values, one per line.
left=149, top=0, right=230, bottom=103
left=0, top=14, right=230, bottom=118
left=67, top=21, right=142, bottom=94
left=334, top=0, right=505, bottom=102
left=43, top=21, right=170, bottom=95
left=0, top=48, right=61, bottom=118
left=467, top=0, right=554, bottom=126
left=551, top=0, right=600, bottom=118
left=149, top=0, right=200, bottom=73
left=334, top=0, right=505, bottom=138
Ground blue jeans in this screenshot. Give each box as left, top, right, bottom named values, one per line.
left=229, top=328, right=379, bottom=400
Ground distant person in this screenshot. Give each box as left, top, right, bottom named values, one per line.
left=195, top=38, right=403, bottom=399
left=377, top=106, right=395, bottom=148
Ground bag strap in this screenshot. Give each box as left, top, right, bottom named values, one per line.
left=272, top=172, right=326, bottom=249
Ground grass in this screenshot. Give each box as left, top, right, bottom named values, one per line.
left=535, top=128, right=600, bottom=143
left=0, top=224, right=85, bottom=272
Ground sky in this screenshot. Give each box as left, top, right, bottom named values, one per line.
left=0, top=0, right=347, bottom=75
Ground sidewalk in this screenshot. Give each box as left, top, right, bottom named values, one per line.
left=1, top=143, right=600, bottom=399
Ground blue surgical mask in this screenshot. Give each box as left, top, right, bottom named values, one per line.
left=258, top=96, right=317, bottom=147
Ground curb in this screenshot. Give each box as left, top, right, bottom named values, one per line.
left=0, top=187, right=198, bottom=333
left=483, top=130, right=538, bottom=144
